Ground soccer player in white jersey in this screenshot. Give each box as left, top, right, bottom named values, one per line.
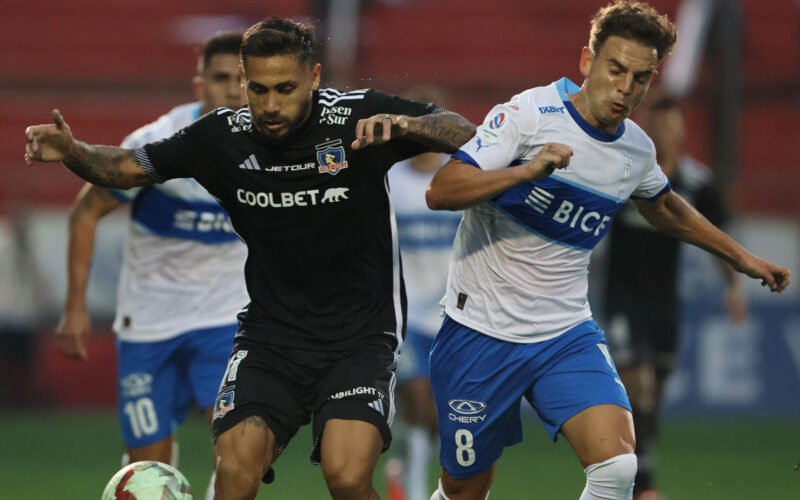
left=54, top=32, right=247, bottom=499
left=387, top=86, right=462, bottom=500
left=424, top=2, right=790, bottom=499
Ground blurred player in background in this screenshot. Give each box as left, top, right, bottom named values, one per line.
left=602, top=91, right=748, bottom=500
left=53, top=32, right=247, bottom=500
left=386, top=87, right=462, bottom=500
left=27, top=17, right=475, bottom=500
left=424, top=2, right=790, bottom=499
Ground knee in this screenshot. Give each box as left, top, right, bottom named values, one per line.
left=323, top=462, right=373, bottom=500
left=214, top=451, right=263, bottom=499
left=583, top=453, right=637, bottom=499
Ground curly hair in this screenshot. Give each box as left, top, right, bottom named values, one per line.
left=589, top=0, right=677, bottom=61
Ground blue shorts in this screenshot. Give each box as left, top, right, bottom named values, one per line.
left=430, top=315, right=630, bottom=479
left=117, top=323, right=236, bottom=448
left=397, top=327, right=435, bottom=383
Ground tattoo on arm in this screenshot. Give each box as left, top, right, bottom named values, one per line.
left=63, top=141, right=150, bottom=189
left=408, top=112, right=476, bottom=153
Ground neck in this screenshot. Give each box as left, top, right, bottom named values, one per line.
left=568, top=88, right=619, bottom=133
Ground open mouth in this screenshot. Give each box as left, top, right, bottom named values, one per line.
left=610, top=102, right=627, bottom=114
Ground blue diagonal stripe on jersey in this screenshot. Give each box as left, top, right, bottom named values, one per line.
left=131, top=188, right=240, bottom=244
left=491, top=176, right=624, bottom=251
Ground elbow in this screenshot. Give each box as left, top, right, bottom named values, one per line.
left=425, top=184, right=460, bottom=211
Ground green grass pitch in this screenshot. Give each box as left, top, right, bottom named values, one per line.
left=1, top=411, right=797, bottom=499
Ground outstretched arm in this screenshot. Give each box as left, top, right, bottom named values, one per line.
left=55, top=184, right=123, bottom=360
left=634, top=190, right=790, bottom=292
left=351, top=112, right=476, bottom=153
left=426, top=143, right=574, bottom=210
left=25, top=110, right=152, bottom=189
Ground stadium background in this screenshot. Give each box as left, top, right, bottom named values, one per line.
left=0, top=0, right=798, bottom=498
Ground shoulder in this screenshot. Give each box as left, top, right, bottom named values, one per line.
left=121, top=102, right=201, bottom=148
left=621, top=118, right=657, bottom=160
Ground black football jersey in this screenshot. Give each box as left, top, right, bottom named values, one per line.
left=135, top=88, right=441, bottom=349
left=604, top=156, right=729, bottom=319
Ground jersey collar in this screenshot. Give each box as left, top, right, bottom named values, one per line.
left=555, top=77, right=626, bottom=143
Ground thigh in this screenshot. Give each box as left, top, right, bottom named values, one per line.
left=320, top=419, right=384, bottom=484
left=185, top=323, right=237, bottom=410
left=429, top=316, right=529, bottom=480
left=212, top=341, right=315, bottom=454
left=312, top=342, right=398, bottom=465
left=526, top=321, right=631, bottom=442
left=560, top=404, right=635, bottom=467
left=117, top=337, right=184, bottom=448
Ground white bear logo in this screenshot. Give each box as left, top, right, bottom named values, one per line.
left=321, top=187, right=349, bottom=203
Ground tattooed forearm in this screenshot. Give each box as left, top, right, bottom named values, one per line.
left=62, top=141, right=151, bottom=189
left=406, top=112, right=476, bottom=153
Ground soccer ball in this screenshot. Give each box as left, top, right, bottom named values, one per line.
left=101, top=461, right=194, bottom=500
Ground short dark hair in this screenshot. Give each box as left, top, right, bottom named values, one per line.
left=240, top=17, right=315, bottom=67
left=198, top=32, right=243, bottom=73
left=589, top=0, right=677, bottom=62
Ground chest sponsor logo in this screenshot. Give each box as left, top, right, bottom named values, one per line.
left=236, top=187, right=349, bottom=208
left=319, top=105, right=353, bottom=125
left=316, top=139, right=348, bottom=175
left=551, top=198, right=612, bottom=236
left=238, top=154, right=316, bottom=173
left=539, top=105, right=565, bottom=114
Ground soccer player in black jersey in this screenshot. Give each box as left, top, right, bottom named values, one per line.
left=24, top=18, right=475, bottom=500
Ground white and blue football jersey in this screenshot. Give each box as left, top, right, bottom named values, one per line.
left=388, top=158, right=461, bottom=338
left=444, top=77, right=670, bottom=343
left=112, top=103, right=248, bottom=342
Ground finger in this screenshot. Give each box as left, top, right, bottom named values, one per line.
left=25, top=126, right=35, bottom=141
left=354, top=119, right=366, bottom=141
left=761, top=272, right=777, bottom=292
left=364, top=118, right=376, bottom=145
left=382, top=116, right=393, bottom=142
left=776, top=271, right=791, bottom=292
left=53, top=109, right=65, bottom=129
left=396, top=117, right=408, bottom=133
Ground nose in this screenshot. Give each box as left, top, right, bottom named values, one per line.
left=620, top=74, right=634, bottom=96
left=264, top=92, right=280, bottom=114
left=230, top=76, right=244, bottom=98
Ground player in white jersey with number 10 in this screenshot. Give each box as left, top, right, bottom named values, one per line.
left=425, top=2, right=790, bottom=500
left=54, top=32, right=248, bottom=500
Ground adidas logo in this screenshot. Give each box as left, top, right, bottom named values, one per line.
left=238, top=154, right=261, bottom=171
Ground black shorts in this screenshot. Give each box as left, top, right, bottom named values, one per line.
left=604, top=302, right=678, bottom=375
left=212, top=337, right=398, bottom=466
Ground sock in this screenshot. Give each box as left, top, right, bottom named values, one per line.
left=429, top=479, right=451, bottom=500
left=579, top=453, right=637, bottom=500
left=406, top=427, right=433, bottom=500
left=204, top=471, right=216, bottom=500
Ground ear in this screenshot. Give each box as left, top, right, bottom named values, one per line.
left=309, top=63, right=322, bottom=91
left=192, top=75, right=204, bottom=102
left=579, top=46, right=594, bottom=78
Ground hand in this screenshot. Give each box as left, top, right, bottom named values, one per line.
left=520, top=142, right=573, bottom=181
left=735, top=255, right=791, bottom=293
left=54, top=307, right=91, bottom=360
left=24, top=109, right=75, bottom=165
left=351, top=113, right=409, bottom=150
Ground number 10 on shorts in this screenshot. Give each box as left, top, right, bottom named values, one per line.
left=455, top=429, right=476, bottom=466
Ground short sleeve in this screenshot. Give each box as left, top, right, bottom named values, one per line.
left=631, top=152, right=671, bottom=201
left=453, top=103, right=529, bottom=172
left=366, top=89, right=444, bottom=118
left=134, top=121, right=212, bottom=183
